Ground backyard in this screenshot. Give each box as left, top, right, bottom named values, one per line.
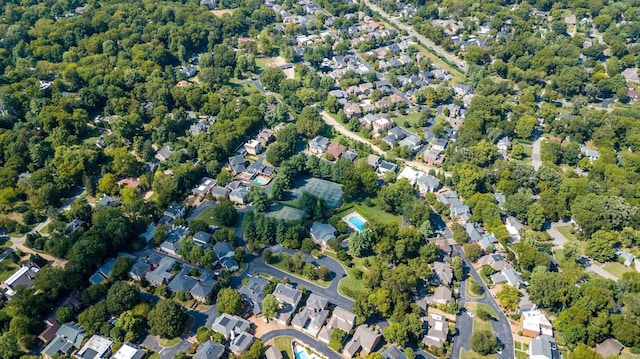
left=273, top=336, right=294, bottom=359
left=337, top=202, right=402, bottom=226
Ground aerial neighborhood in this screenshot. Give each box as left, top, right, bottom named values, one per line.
left=0, top=0, right=639, bottom=358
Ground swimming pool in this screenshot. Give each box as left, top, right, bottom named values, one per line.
left=252, top=177, right=269, bottom=185
left=348, top=215, right=366, bottom=231
left=294, top=348, right=311, bottom=359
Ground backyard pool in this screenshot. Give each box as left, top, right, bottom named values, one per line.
left=251, top=176, right=271, bottom=185
left=343, top=212, right=367, bottom=231
left=293, top=344, right=320, bottom=359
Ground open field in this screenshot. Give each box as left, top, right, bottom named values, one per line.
left=394, top=111, right=425, bottom=129
left=209, top=9, right=234, bottom=17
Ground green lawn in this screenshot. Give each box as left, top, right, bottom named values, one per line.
left=395, top=111, right=425, bottom=129
left=337, top=203, right=402, bottom=225
left=324, top=251, right=369, bottom=299
left=466, top=278, right=483, bottom=299
left=270, top=253, right=331, bottom=288
left=465, top=302, right=496, bottom=333
left=0, top=261, right=19, bottom=282
left=520, top=144, right=533, bottom=157
left=556, top=226, right=577, bottom=241
left=602, top=262, right=635, bottom=278
left=460, top=349, right=497, bottom=359
left=159, top=337, right=181, bottom=348
left=273, top=336, right=294, bottom=359
left=195, top=206, right=220, bottom=226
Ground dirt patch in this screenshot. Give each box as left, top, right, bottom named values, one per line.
left=283, top=68, right=295, bottom=79
left=209, top=9, right=233, bottom=17
left=248, top=316, right=289, bottom=337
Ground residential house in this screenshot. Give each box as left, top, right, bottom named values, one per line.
left=343, top=325, right=382, bottom=357
left=291, top=293, right=330, bottom=336
left=112, top=343, right=146, bottom=359
left=194, top=341, right=225, bottom=359
left=89, top=257, right=118, bottom=284
left=96, top=194, right=118, bottom=207
left=530, top=335, right=560, bottom=359
left=221, top=257, right=239, bottom=272
left=521, top=309, right=553, bottom=338
left=326, top=143, right=346, bottom=159
left=2, top=264, right=39, bottom=296
left=429, top=237, right=452, bottom=256
left=497, top=137, right=512, bottom=151
left=256, top=128, right=275, bottom=146
left=491, top=266, right=523, bottom=287
left=464, top=223, right=483, bottom=242
left=432, top=138, right=448, bottom=151
left=228, top=155, right=246, bottom=175
left=344, top=103, right=362, bottom=118
left=451, top=204, right=471, bottom=223
left=214, top=241, right=235, bottom=261
left=505, top=216, right=523, bottom=241
left=164, top=203, right=186, bottom=221
left=432, top=261, right=453, bottom=285
left=310, top=222, right=337, bottom=246
left=155, top=146, right=174, bottom=162
left=145, top=257, right=177, bottom=286
left=265, top=346, right=284, bottom=359
left=397, top=167, right=441, bottom=194
left=309, top=136, right=330, bottom=154
left=428, top=286, right=453, bottom=306
left=594, top=338, right=624, bottom=359
left=244, top=140, right=263, bottom=155
left=230, top=332, right=254, bottom=355
left=453, top=84, right=473, bottom=97
left=381, top=346, right=407, bottom=359
left=159, top=226, right=188, bottom=256
left=193, top=177, right=217, bottom=197
left=193, top=231, right=213, bottom=247
left=422, top=313, right=448, bottom=348
left=377, top=160, right=397, bottom=174
left=318, top=306, right=356, bottom=343
left=42, top=322, right=86, bottom=359
left=372, top=118, right=392, bottom=132
left=343, top=149, right=358, bottom=162
left=76, top=335, right=113, bottom=358
left=477, top=254, right=508, bottom=272
left=210, top=186, right=230, bottom=200
left=189, top=122, right=211, bottom=136
left=367, top=154, right=381, bottom=169
left=424, top=149, right=444, bottom=165
left=167, top=267, right=198, bottom=294
left=580, top=145, right=600, bottom=161
left=239, top=276, right=270, bottom=316
left=616, top=249, right=635, bottom=267
left=229, top=187, right=250, bottom=205
left=66, top=218, right=85, bottom=234
left=190, top=270, right=217, bottom=303
left=128, top=258, right=151, bottom=281
left=211, top=313, right=251, bottom=339
left=273, top=283, right=303, bottom=324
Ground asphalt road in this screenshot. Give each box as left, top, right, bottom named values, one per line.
left=452, top=244, right=514, bottom=359
left=452, top=279, right=474, bottom=354
left=363, top=0, right=467, bottom=72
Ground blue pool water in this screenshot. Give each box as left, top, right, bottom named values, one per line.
left=348, top=216, right=366, bottom=231
left=295, top=348, right=311, bottom=359
left=252, top=177, right=269, bottom=185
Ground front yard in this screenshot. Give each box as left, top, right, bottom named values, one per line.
left=602, top=262, right=635, bottom=278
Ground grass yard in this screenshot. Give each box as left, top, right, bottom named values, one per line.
left=159, top=337, right=181, bottom=348
left=602, top=262, right=635, bottom=278
left=620, top=348, right=640, bottom=359
left=515, top=351, right=528, bottom=359
left=514, top=341, right=529, bottom=359
left=195, top=206, right=220, bottom=226
left=394, top=111, right=425, bottom=129
left=465, top=278, right=484, bottom=299
left=324, top=251, right=370, bottom=299
left=148, top=353, right=160, bottom=359
left=270, top=253, right=332, bottom=288
left=273, top=336, right=294, bottom=359
left=556, top=226, right=577, bottom=241
left=465, top=302, right=496, bottom=332
left=0, top=261, right=19, bottom=282
left=520, top=144, right=533, bottom=157
left=337, top=202, right=402, bottom=226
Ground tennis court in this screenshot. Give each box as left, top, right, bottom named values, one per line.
left=289, top=177, right=343, bottom=208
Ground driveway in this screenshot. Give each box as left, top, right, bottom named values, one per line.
left=531, top=137, right=543, bottom=171
left=141, top=335, right=193, bottom=359
left=546, top=221, right=569, bottom=250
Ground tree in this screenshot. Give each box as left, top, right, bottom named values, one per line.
left=515, top=115, right=537, bottom=140
left=106, top=282, right=140, bottom=315
left=452, top=224, right=468, bottom=245
left=242, top=340, right=265, bottom=359
left=463, top=243, right=483, bottom=262
left=328, top=328, right=347, bottom=351
left=568, top=343, right=603, bottom=359
left=148, top=299, right=188, bottom=339
left=0, top=333, right=20, bottom=359
left=212, top=199, right=238, bottom=226
left=56, top=307, right=74, bottom=323
left=497, top=285, right=521, bottom=311
left=349, top=231, right=374, bottom=257
left=216, top=288, right=242, bottom=315
left=476, top=308, right=493, bottom=321
left=586, top=230, right=618, bottom=263
left=470, top=330, right=498, bottom=355
left=262, top=294, right=279, bottom=320
left=111, top=256, right=133, bottom=280
left=98, top=173, right=119, bottom=196
left=452, top=256, right=464, bottom=281
left=259, top=67, right=286, bottom=92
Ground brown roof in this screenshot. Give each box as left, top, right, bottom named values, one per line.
left=596, top=339, right=623, bottom=358
left=118, top=178, right=140, bottom=189
left=326, top=143, right=346, bottom=158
